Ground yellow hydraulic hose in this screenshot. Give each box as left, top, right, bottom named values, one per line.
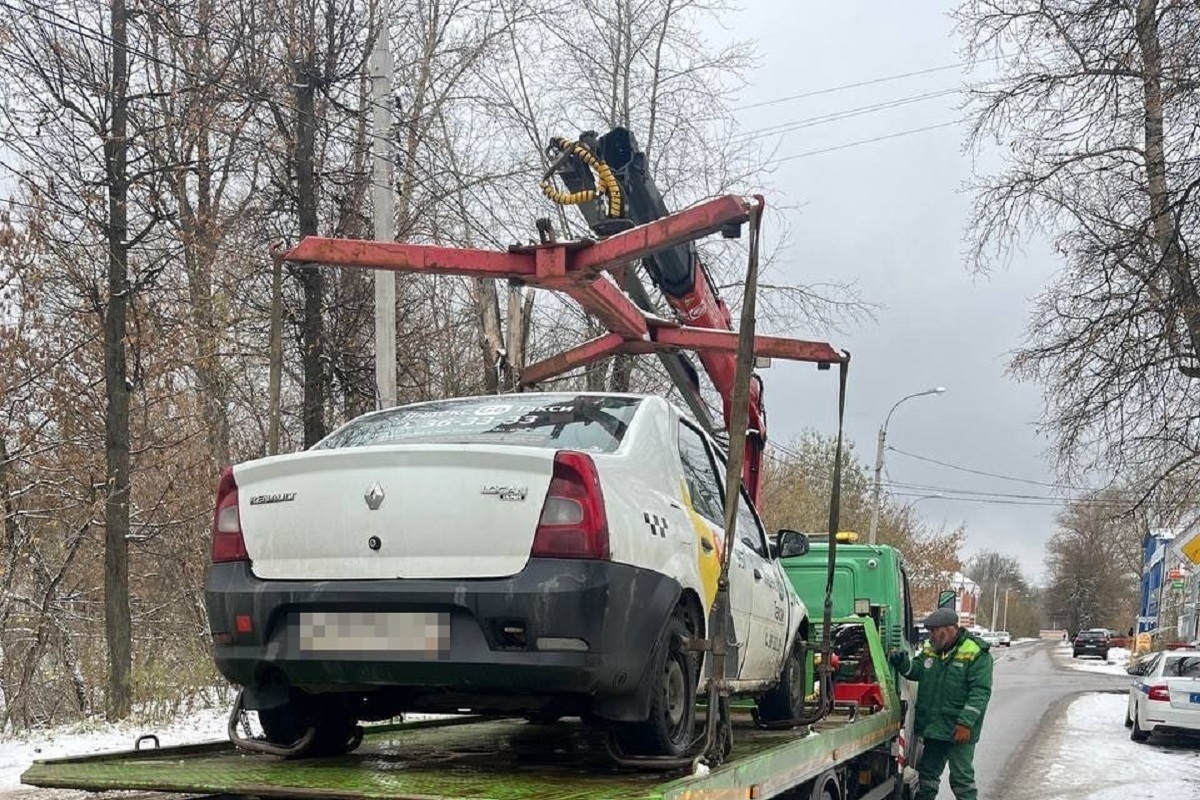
left=540, top=137, right=624, bottom=220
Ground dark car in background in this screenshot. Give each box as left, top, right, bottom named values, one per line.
left=1073, top=629, right=1111, bottom=659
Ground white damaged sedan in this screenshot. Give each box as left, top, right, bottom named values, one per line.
left=206, top=392, right=811, bottom=756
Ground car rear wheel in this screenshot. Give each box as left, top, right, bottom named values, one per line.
left=756, top=642, right=806, bottom=724
left=1130, top=712, right=1150, bottom=743
left=259, top=694, right=363, bottom=757
left=613, top=613, right=697, bottom=756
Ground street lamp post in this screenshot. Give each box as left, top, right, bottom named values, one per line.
left=868, top=387, right=946, bottom=544
left=903, top=493, right=944, bottom=510
left=990, top=581, right=999, bottom=631
left=1002, top=587, right=1022, bottom=631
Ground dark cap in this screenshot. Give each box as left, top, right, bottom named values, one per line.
left=922, top=608, right=959, bottom=629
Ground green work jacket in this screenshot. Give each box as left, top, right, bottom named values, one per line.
left=898, top=628, right=993, bottom=743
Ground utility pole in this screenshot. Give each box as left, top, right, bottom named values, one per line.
left=369, top=3, right=397, bottom=408
left=869, top=427, right=886, bottom=545
left=1002, top=587, right=1013, bottom=631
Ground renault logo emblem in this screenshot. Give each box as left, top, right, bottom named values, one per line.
left=364, top=483, right=385, bottom=510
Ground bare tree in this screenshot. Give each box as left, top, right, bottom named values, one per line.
left=954, top=0, right=1200, bottom=507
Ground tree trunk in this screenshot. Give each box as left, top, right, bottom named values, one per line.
left=1135, top=0, right=1200, bottom=372
left=103, top=0, right=132, bottom=722
left=505, top=282, right=528, bottom=386
left=475, top=279, right=504, bottom=392
left=296, top=54, right=325, bottom=446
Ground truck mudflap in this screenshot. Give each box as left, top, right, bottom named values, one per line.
left=22, top=619, right=903, bottom=800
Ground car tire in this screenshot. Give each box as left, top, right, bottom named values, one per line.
left=1130, top=713, right=1150, bottom=743
left=613, top=613, right=697, bottom=757
left=756, top=642, right=806, bottom=724
left=259, top=695, right=363, bottom=757
left=1124, top=707, right=1133, bottom=728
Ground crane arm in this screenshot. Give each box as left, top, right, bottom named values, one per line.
left=546, top=127, right=769, bottom=503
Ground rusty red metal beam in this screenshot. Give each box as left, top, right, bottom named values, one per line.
left=283, top=237, right=535, bottom=278
left=648, top=325, right=843, bottom=364
left=278, top=193, right=842, bottom=391
left=521, top=333, right=625, bottom=386
left=569, top=195, right=756, bottom=274
left=280, top=195, right=757, bottom=285
left=564, top=278, right=648, bottom=340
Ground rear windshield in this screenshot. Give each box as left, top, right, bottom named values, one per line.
left=314, top=395, right=642, bottom=453
left=1163, top=656, right=1200, bottom=678
left=1078, top=632, right=1108, bottom=640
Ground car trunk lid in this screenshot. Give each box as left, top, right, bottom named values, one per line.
left=234, top=445, right=555, bottom=580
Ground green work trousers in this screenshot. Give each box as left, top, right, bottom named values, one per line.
left=914, top=738, right=977, bottom=800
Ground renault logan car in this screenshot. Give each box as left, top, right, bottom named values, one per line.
left=206, top=393, right=810, bottom=756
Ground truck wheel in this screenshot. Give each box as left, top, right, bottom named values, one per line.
left=756, top=644, right=805, bottom=724
left=614, top=614, right=697, bottom=756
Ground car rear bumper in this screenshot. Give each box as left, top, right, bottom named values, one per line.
left=1143, top=700, right=1200, bottom=734
left=204, top=559, right=684, bottom=720
left=1073, top=644, right=1109, bottom=656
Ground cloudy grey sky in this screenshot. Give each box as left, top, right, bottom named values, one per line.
left=711, top=2, right=1065, bottom=582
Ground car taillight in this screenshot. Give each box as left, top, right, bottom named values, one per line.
left=1147, top=685, right=1171, bottom=702
left=211, top=467, right=248, bottom=563
left=531, top=451, right=610, bottom=560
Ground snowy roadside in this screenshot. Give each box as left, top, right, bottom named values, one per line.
left=0, top=704, right=230, bottom=792
left=1012, top=692, right=1200, bottom=800
left=1, top=704, right=454, bottom=796
left=1054, top=643, right=1133, bottom=676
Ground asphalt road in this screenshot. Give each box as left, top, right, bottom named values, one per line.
left=934, top=639, right=1128, bottom=800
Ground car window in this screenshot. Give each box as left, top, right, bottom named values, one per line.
left=315, top=395, right=641, bottom=453
left=678, top=422, right=724, bottom=524
left=1163, top=656, right=1200, bottom=678
left=735, top=486, right=769, bottom=557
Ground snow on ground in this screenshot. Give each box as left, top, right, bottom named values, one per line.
left=0, top=703, right=453, bottom=794
left=1056, top=643, right=1133, bottom=676
left=0, top=703, right=229, bottom=791
left=1032, top=693, right=1200, bottom=800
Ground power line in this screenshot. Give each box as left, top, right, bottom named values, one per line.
left=733, top=61, right=975, bottom=112
left=773, top=120, right=963, bottom=164
left=735, top=87, right=963, bottom=142
left=886, top=446, right=1108, bottom=492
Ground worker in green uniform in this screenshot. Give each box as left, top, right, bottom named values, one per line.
left=889, top=608, right=993, bottom=800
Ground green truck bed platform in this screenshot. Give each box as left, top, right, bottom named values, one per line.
left=21, top=621, right=902, bottom=800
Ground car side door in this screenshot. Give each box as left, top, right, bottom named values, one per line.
left=676, top=420, right=752, bottom=675
left=732, top=488, right=789, bottom=681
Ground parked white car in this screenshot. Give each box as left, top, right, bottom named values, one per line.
left=205, top=392, right=810, bottom=756
left=994, top=631, right=1011, bottom=647
left=1126, top=649, right=1200, bottom=742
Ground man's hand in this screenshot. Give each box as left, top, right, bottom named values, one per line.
left=952, top=724, right=971, bottom=744
left=887, top=651, right=907, bottom=670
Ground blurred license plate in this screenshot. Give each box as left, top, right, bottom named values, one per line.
left=299, top=612, right=449, bottom=656
left=1190, top=693, right=1200, bottom=704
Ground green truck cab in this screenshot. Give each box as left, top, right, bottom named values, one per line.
left=779, top=533, right=920, bottom=656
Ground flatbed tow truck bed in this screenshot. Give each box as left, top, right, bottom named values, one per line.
left=21, top=711, right=897, bottom=800
left=21, top=622, right=903, bottom=800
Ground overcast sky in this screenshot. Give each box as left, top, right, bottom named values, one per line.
left=710, top=2, right=1065, bottom=583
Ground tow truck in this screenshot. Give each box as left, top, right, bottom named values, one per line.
left=21, top=128, right=919, bottom=800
